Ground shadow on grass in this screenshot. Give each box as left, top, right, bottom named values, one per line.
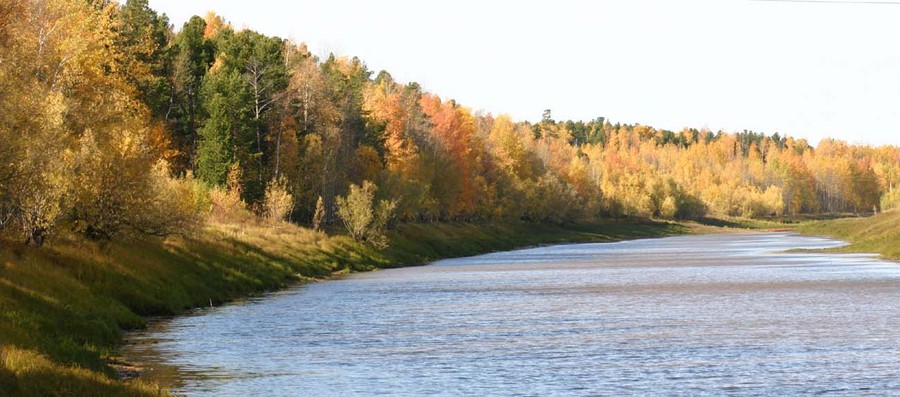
left=694, top=217, right=747, bottom=228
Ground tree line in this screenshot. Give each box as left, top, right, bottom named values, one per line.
left=1, top=0, right=898, bottom=247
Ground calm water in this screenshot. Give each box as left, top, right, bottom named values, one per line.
left=123, top=233, right=900, bottom=396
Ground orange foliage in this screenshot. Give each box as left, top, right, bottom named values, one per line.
left=420, top=94, right=482, bottom=218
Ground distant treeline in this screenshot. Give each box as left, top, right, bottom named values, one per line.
left=1, top=0, right=898, bottom=246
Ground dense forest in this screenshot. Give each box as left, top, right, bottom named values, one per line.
left=2, top=0, right=899, bottom=248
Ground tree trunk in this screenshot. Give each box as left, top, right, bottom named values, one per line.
left=25, top=227, right=46, bottom=247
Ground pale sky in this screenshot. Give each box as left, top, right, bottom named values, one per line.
left=148, top=0, right=900, bottom=146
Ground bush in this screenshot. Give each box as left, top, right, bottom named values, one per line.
left=660, top=196, right=678, bottom=220
left=263, top=177, right=293, bottom=223
left=69, top=129, right=156, bottom=240
left=126, top=162, right=206, bottom=236
left=522, top=174, right=579, bottom=224
left=312, top=196, right=325, bottom=231
left=208, top=164, right=253, bottom=224
left=8, top=164, right=70, bottom=246
left=71, top=130, right=203, bottom=239
left=674, top=192, right=708, bottom=220
left=209, top=187, right=250, bottom=224
left=336, top=181, right=396, bottom=248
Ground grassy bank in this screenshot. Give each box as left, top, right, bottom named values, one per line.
left=796, top=209, right=900, bottom=260
left=0, top=218, right=686, bottom=396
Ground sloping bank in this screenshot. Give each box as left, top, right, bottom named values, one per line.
left=796, top=209, right=900, bottom=260
left=0, top=219, right=686, bottom=396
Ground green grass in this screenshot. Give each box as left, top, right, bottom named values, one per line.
left=0, top=218, right=686, bottom=396
left=796, top=209, right=900, bottom=260
left=0, top=347, right=165, bottom=397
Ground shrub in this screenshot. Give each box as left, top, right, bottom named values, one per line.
left=336, top=181, right=396, bottom=248
left=312, top=196, right=325, bottom=231
left=209, top=164, right=253, bottom=224
left=126, top=162, right=206, bottom=237
left=71, top=134, right=205, bottom=239
left=69, top=129, right=157, bottom=240
left=522, top=174, right=579, bottom=224
left=263, top=177, right=293, bottom=223
left=209, top=187, right=250, bottom=224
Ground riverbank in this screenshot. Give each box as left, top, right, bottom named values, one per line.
left=0, top=218, right=687, bottom=396
left=796, top=209, right=900, bottom=260
left=122, top=233, right=900, bottom=396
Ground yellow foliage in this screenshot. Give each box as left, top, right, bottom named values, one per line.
left=203, top=11, right=231, bottom=38
left=209, top=186, right=252, bottom=225
left=263, top=177, right=294, bottom=224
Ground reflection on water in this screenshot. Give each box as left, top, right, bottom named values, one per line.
left=123, top=233, right=900, bottom=396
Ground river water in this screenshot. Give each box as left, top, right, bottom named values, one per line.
left=123, top=233, right=900, bottom=396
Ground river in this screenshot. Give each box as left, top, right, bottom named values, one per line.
left=122, top=232, right=900, bottom=396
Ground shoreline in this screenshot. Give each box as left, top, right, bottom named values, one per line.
left=118, top=222, right=699, bottom=390
left=116, top=230, right=893, bottom=395
left=5, top=212, right=891, bottom=396
left=1, top=218, right=688, bottom=396
left=795, top=210, right=900, bottom=261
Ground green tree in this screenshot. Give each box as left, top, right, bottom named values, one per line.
left=200, top=29, right=289, bottom=202
left=196, top=69, right=249, bottom=187
left=218, top=30, right=288, bottom=155
left=115, top=0, right=173, bottom=120
left=168, top=16, right=214, bottom=173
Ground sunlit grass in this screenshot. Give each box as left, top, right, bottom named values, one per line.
left=797, top=209, right=900, bottom=260
left=1, top=346, right=167, bottom=397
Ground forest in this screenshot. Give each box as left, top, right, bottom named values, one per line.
left=2, top=0, right=899, bottom=249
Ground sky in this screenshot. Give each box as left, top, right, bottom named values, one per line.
left=147, top=0, right=900, bottom=146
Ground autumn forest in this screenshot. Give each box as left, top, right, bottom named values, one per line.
left=2, top=0, right=899, bottom=248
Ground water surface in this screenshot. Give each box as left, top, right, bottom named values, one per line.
left=124, top=233, right=900, bottom=395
